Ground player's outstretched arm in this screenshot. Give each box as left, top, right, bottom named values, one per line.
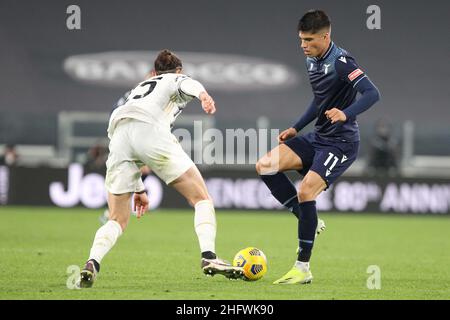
left=179, top=78, right=216, bottom=114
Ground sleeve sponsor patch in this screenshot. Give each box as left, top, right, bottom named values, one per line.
left=348, top=68, right=364, bottom=82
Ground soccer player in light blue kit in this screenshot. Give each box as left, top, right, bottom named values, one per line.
left=256, top=10, right=380, bottom=284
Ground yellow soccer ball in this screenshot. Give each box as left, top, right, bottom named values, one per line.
left=233, top=247, right=267, bottom=281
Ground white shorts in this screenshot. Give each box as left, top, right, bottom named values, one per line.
left=105, top=118, right=194, bottom=194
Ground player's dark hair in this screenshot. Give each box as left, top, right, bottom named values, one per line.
left=154, top=49, right=182, bottom=75
left=298, top=10, right=331, bottom=34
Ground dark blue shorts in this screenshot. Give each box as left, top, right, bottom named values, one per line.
left=285, top=132, right=359, bottom=188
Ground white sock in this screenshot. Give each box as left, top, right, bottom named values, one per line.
left=89, top=220, right=123, bottom=264
left=194, top=200, right=216, bottom=255
left=295, top=260, right=310, bottom=272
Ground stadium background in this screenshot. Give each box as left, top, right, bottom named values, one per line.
left=0, top=0, right=449, bottom=213
left=1, top=0, right=450, bottom=301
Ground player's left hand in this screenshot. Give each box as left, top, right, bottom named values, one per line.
left=133, top=192, right=149, bottom=219
left=199, top=92, right=216, bottom=115
left=324, top=108, right=347, bottom=124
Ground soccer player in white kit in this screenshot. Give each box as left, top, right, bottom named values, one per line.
left=79, top=50, right=243, bottom=288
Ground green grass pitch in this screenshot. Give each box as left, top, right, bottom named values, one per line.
left=0, top=206, right=449, bottom=300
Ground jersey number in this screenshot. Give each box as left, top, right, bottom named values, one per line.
left=323, top=152, right=339, bottom=177
left=132, top=80, right=157, bottom=99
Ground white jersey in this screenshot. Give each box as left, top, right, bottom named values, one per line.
left=107, top=73, right=204, bottom=138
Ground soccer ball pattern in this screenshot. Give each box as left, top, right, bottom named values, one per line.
left=233, top=247, right=267, bottom=281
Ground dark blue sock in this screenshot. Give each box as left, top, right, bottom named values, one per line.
left=260, top=172, right=300, bottom=218
left=297, top=201, right=318, bottom=262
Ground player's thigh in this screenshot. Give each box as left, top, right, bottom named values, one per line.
left=256, top=143, right=303, bottom=174
left=169, top=165, right=211, bottom=206
left=105, top=127, right=145, bottom=194
left=131, top=124, right=194, bottom=185
left=107, top=192, right=132, bottom=231
left=298, top=170, right=327, bottom=202
left=308, top=141, right=359, bottom=189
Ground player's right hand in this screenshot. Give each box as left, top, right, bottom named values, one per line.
left=278, top=127, right=297, bottom=143
left=199, top=92, right=216, bottom=115
left=133, top=192, right=149, bottom=219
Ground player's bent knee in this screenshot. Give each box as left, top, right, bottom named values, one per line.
left=298, top=190, right=312, bottom=202
left=256, top=156, right=274, bottom=175
left=186, top=190, right=211, bottom=207
left=255, top=160, right=263, bottom=174
left=298, top=184, right=316, bottom=202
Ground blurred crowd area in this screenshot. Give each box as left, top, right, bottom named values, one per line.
left=0, top=1, right=448, bottom=178
left=0, top=117, right=405, bottom=178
